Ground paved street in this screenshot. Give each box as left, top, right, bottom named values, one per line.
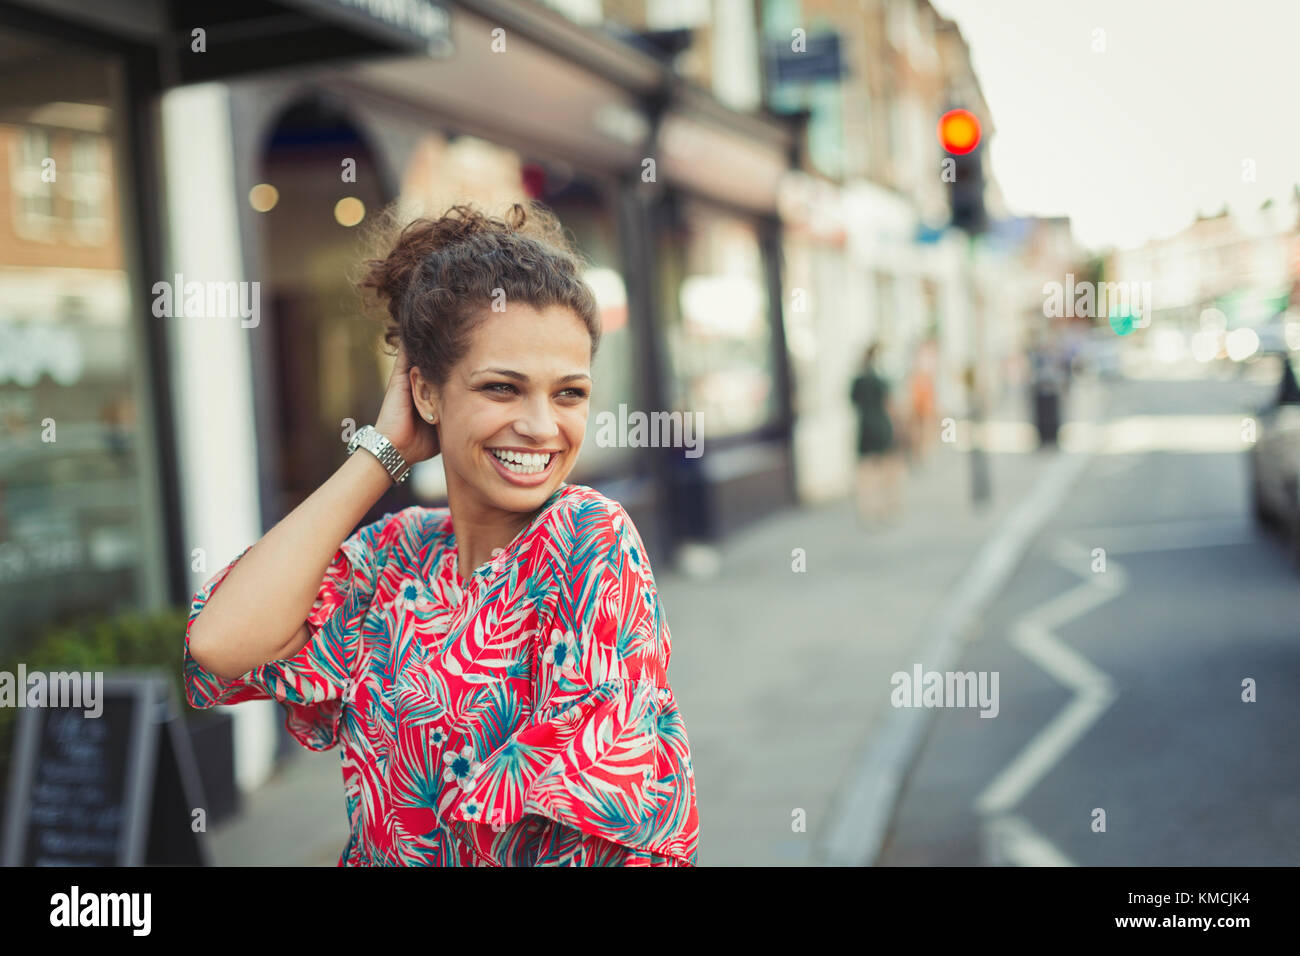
left=878, top=365, right=1300, bottom=866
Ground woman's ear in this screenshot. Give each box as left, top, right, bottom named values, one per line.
left=409, top=365, right=441, bottom=425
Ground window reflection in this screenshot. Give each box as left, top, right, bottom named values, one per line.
left=0, top=30, right=147, bottom=652
left=662, top=200, right=775, bottom=436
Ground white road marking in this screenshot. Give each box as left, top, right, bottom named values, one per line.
left=982, top=813, right=1078, bottom=867
left=976, top=631, right=1116, bottom=815
left=973, top=538, right=1122, bottom=861
left=977, top=512, right=1259, bottom=860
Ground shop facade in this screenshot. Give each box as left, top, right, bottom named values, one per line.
left=1, top=0, right=801, bottom=792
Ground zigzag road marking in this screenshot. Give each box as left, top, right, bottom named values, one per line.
left=975, top=537, right=1123, bottom=864
left=982, top=812, right=1077, bottom=867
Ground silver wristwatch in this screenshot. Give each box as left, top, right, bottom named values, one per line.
left=347, top=425, right=411, bottom=483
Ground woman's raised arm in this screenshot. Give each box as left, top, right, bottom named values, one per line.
left=188, top=347, right=437, bottom=681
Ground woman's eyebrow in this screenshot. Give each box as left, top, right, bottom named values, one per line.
left=475, top=367, right=592, bottom=384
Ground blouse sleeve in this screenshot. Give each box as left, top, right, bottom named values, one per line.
left=182, top=511, right=398, bottom=751
left=442, top=496, right=699, bottom=866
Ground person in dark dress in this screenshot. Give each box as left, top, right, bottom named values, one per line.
left=850, top=343, right=902, bottom=523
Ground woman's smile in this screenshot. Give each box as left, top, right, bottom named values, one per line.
left=485, top=445, right=562, bottom=485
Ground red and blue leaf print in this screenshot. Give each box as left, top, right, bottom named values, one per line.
left=183, top=484, right=698, bottom=865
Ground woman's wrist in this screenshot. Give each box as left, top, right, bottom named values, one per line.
left=341, top=444, right=401, bottom=499
left=349, top=424, right=415, bottom=483
left=368, top=423, right=416, bottom=468
left=377, top=431, right=414, bottom=468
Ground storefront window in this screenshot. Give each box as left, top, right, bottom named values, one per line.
left=67, top=134, right=110, bottom=245
left=661, top=198, right=776, bottom=437
left=0, top=28, right=156, bottom=653
left=10, top=128, right=55, bottom=240
left=258, top=96, right=394, bottom=521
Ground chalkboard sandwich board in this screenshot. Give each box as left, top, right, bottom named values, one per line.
left=2, top=673, right=212, bottom=866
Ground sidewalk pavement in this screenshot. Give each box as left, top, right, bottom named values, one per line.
left=208, top=746, right=346, bottom=867
left=205, top=381, right=1106, bottom=866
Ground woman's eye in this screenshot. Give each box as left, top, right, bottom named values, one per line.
left=481, top=382, right=586, bottom=399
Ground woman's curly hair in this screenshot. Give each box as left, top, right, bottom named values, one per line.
left=357, top=200, right=601, bottom=386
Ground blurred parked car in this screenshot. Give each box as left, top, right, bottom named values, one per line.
left=1255, top=319, right=1288, bottom=355
left=1249, top=351, right=1300, bottom=564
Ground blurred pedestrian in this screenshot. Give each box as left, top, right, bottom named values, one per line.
left=1276, top=353, right=1300, bottom=405
left=850, top=343, right=902, bottom=524
left=907, top=335, right=939, bottom=464
left=1028, top=329, right=1068, bottom=448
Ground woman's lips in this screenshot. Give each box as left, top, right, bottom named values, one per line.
left=485, top=448, right=559, bottom=486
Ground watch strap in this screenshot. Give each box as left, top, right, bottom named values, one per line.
left=348, top=425, right=411, bottom=483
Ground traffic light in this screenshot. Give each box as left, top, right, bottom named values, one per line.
left=939, top=109, right=987, bottom=236
left=947, top=146, right=987, bottom=234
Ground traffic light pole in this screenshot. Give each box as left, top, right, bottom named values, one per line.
left=939, top=108, right=991, bottom=507
left=966, top=230, right=991, bottom=507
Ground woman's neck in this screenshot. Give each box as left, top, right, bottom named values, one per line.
left=446, top=488, right=538, bottom=585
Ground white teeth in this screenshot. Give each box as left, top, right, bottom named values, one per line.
left=490, top=450, right=552, bottom=475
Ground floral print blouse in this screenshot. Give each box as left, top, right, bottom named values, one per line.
left=183, top=483, right=699, bottom=866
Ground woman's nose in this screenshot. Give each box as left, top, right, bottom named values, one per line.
left=513, top=395, right=560, bottom=442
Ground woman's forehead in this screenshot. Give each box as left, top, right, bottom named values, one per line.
left=464, top=307, right=592, bottom=362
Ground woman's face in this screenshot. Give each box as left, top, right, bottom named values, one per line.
left=414, top=302, right=592, bottom=518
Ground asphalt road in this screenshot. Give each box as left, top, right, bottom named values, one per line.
left=877, top=364, right=1300, bottom=866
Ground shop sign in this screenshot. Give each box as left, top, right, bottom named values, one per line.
left=283, top=0, right=454, bottom=55
left=766, top=33, right=847, bottom=85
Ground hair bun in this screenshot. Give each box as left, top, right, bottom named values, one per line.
left=361, top=205, right=497, bottom=310
left=358, top=202, right=567, bottom=319
left=355, top=199, right=599, bottom=385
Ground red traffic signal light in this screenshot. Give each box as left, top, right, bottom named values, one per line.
left=938, top=109, right=981, bottom=155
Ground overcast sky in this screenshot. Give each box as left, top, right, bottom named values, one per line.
left=928, top=0, right=1300, bottom=251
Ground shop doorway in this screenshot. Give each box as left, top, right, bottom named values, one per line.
left=256, top=95, right=400, bottom=526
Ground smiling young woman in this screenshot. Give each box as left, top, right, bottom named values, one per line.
left=183, top=201, right=699, bottom=866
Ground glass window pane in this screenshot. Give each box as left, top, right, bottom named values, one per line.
left=0, top=28, right=153, bottom=654
left=661, top=200, right=776, bottom=437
